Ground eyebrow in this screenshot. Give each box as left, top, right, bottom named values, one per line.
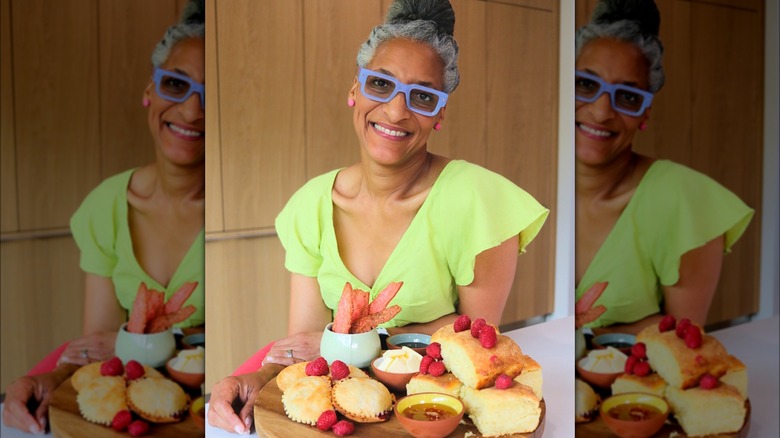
left=581, top=68, right=641, bottom=88
left=376, top=68, right=435, bottom=88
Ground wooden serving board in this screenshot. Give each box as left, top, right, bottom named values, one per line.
left=254, top=377, right=545, bottom=438
left=49, top=378, right=201, bottom=438
left=575, top=399, right=750, bottom=438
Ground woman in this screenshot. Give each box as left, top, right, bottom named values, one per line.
left=574, top=0, right=753, bottom=334
left=208, top=0, right=548, bottom=434
left=2, top=2, right=205, bottom=433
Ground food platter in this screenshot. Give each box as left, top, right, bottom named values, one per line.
left=255, top=377, right=546, bottom=437
left=48, top=378, right=201, bottom=437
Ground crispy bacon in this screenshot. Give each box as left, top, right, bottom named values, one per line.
left=350, top=305, right=401, bottom=333
left=368, top=282, right=403, bottom=315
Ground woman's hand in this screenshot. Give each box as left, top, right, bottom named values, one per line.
left=208, top=366, right=282, bottom=435
left=262, top=331, right=323, bottom=366
left=2, top=364, right=78, bottom=434
left=57, top=331, right=118, bottom=366
left=576, top=282, right=608, bottom=329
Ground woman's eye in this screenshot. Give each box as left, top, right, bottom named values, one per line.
left=575, top=78, right=598, bottom=90
left=164, top=78, right=188, bottom=90
left=617, top=90, right=640, bottom=103
left=371, top=78, right=390, bottom=88
left=414, top=92, right=433, bottom=102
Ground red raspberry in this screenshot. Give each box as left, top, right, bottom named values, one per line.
left=428, top=361, right=446, bottom=377
left=100, top=357, right=124, bottom=376
left=453, top=315, right=471, bottom=332
left=479, top=325, right=497, bottom=349
left=685, top=327, right=703, bottom=349
left=330, top=360, right=350, bottom=381
left=111, top=410, right=133, bottom=431
left=624, top=355, right=638, bottom=375
left=419, top=355, right=434, bottom=375
left=633, top=360, right=651, bottom=377
left=676, top=318, right=692, bottom=338
left=128, top=419, right=150, bottom=436
left=305, top=357, right=329, bottom=377
left=125, top=360, right=145, bottom=380
left=316, top=410, right=338, bottom=431
left=332, top=420, right=355, bottom=436
left=658, top=314, right=676, bottom=332
left=494, top=374, right=513, bottom=390
left=699, top=374, right=718, bottom=390
left=426, top=342, right=442, bottom=360
left=630, top=343, right=647, bottom=360
left=471, top=318, right=487, bottom=338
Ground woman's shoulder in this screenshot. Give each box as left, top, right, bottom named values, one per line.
left=76, top=169, right=135, bottom=211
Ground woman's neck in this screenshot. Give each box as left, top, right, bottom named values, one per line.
left=149, top=159, right=205, bottom=202
left=359, top=152, right=435, bottom=201
left=576, top=150, right=641, bottom=201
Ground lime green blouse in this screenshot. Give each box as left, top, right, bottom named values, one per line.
left=70, top=169, right=205, bottom=328
left=576, top=160, right=754, bottom=328
left=275, top=160, right=549, bottom=328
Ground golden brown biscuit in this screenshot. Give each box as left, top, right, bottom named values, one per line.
left=460, top=381, right=541, bottom=436
left=276, top=362, right=309, bottom=393
left=72, top=362, right=103, bottom=393
left=76, top=376, right=127, bottom=425
left=514, top=355, right=543, bottom=399
left=665, top=382, right=746, bottom=436
left=127, top=377, right=189, bottom=423
left=406, top=372, right=463, bottom=399
left=281, top=376, right=333, bottom=426
left=332, top=377, right=394, bottom=423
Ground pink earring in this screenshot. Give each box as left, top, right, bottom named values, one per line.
left=639, top=121, right=648, bottom=131
left=434, top=122, right=442, bottom=131
left=142, top=98, right=151, bottom=107
left=347, top=98, right=355, bottom=107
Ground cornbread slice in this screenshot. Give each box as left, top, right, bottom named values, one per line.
left=460, top=383, right=541, bottom=436
left=720, top=355, right=748, bottom=399
left=611, top=372, right=667, bottom=398
left=406, top=372, right=463, bottom=399
left=665, top=383, right=746, bottom=436
left=514, top=355, right=542, bottom=399
left=575, top=378, right=599, bottom=423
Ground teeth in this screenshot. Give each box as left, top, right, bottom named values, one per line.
left=372, top=123, right=408, bottom=137
left=168, top=123, right=202, bottom=137
left=578, top=123, right=612, bottom=137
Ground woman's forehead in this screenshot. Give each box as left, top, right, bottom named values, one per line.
left=367, top=39, right=445, bottom=88
left=576, top=38, right=649, bottom=88
left=163, top=38, right=205, bottom=82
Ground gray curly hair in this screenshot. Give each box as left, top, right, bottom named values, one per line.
left=357, top=0, right=460, bottom=94
left=151, top=0, right=205, bottom=67
left=575, top=0, right=665, bottom=93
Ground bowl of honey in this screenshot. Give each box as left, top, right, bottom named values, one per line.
left=600, top=392, right=669, bottom=438
left=395, top=392, right=464, bottom=438
left=386, top=333, right=431, bottom=356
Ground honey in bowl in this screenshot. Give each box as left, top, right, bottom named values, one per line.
left=608, top=403, right=664, bottom=422
left=402, top=403, right=459, bottom=421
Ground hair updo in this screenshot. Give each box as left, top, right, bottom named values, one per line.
left=151, top=0, right=205, bottom=68
left=575, top=0, right=665, bottom=93
left=357, top=0, right=460, bottom=94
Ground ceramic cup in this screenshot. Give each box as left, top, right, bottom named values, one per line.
left=115, top=322, right=175, bottom=368
left=320, top=322, right=380, bottom=368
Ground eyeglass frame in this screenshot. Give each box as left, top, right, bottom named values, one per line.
left=575, top=70, right=654, bottom=117
left=357, top=67, right=448, bottom=117
left=152, top=67, right=205, bottom=109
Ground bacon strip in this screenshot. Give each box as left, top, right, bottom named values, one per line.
left=350, top=288, right=370, bottom=323
left=368, top=282, right=403, bottom=315
left=350, top=305, right=401, bottom=334
left=332, top=283, right=355, bottom=334
left=148, top=305, right=197, bottom=333
left=164, top=281, right=198, bottom=314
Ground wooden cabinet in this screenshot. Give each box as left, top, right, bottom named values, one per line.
left=575, top=0, right=764, bottom=325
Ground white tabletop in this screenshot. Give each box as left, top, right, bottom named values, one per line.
left=204, top=316, right=576, bottom=437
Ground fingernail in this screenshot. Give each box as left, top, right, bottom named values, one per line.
left=234, top=425, right=244, bottom=434
left=245, top=416, right=252, bottom=427
left=29, top=425, right=40, bottom=434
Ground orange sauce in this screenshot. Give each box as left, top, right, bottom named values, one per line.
left=608, top=403, right=662, bottom=421
left=402, top=403, right=458, bottom=421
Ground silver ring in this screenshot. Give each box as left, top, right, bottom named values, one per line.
left=81, top=349, right=89, bottom=359
left=285, top=349, right=293, bottom=358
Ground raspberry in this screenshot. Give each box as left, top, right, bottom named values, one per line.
left=111, top=410, right=133, bottom=431
left=316, top=410, right=338, bottom=431
left=125, top=360, right=145, bottom=380
left=426, top=342, right=442, bottom=360
left=330, top=360, right=350, bottom=381
left=699, top=374, right=718, bottom=390
left=624, top=355, right=638, bottom=375
left=658, top=314, right=676, bottom=332
left=453, top=315, right=471, bottom=332
left=332, top=420, right=355, bottom=436
left=419, top=355, right=435, bottom=375
left=494, top=374, right=513, bottom=390
left=100, top=357, right=124, bottom=376
left=479, top=325, right=497, bottom=349
left=471, top=318, right=487, bottom=338
left=676, top=318, right=692, bottom=338
left=128, top=419, right=150, bottom=436
left=631, top=343, right=647, bottom=360
left=633, top=360, right=651, bottom=377
left=428, top=361, right=446, bottom=377
left=684, top=327, right=702, bottom=349
left=305, top=357, right=329, bottom=377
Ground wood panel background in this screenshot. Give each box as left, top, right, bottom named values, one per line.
left=575, top=0, right=765, bottom=326
left=1, top=0, right=183, bottom=392
left=205, top=0, right=560, bottom=389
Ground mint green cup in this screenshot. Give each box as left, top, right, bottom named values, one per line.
left=114, top=322, right=175, bottom=368
left=320, top=322, right=381, bottom=368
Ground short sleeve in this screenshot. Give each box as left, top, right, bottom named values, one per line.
left=434, top=162, right=549, bottom=286
left=275, top=171, right=340, bottom=277
left=638, top=162, right=754, bottom=287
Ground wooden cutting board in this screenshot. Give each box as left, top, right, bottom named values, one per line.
left=575, top=399, right=750, bottom=438
left=49, top=378, right=202, bottom=437
left=254, top=377, right=546, bottom=437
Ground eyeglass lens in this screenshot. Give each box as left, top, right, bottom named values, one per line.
left=155, top=69, right=204, bottom=108
left=363, top=72, right=441, bottom=113
left=575, top=74, right=647, bottom=114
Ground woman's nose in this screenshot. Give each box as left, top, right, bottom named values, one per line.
left=383, top=92, right=411, bottom=122
left=180, top=92, right=204, bottom=121
left=588, top=91, right=616, bottom=122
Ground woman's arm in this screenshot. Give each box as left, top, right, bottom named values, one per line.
left=593, top=235, right=724, bottom=335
